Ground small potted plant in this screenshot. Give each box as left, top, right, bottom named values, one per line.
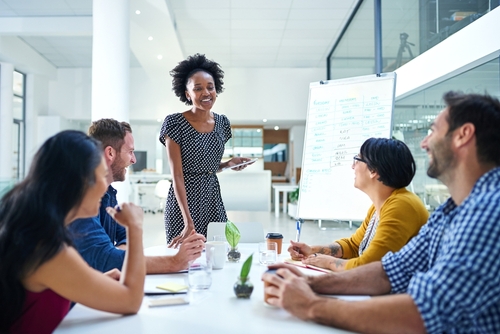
left=234, top=254, right=254, bottom=298
left=288, top=187, right=299, bottom=218
left=225, top=220, right=241, bottom=262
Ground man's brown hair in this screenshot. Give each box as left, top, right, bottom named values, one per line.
left=88, top=118, right=132, bottom=151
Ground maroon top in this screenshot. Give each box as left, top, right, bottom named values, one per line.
left=9, top=289, right=70, bottom=334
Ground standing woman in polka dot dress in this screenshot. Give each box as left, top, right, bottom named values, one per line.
left=159, top=54, right=254, bottom=248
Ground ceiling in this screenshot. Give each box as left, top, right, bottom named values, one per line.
left=0, top=0, right=357, bottom=69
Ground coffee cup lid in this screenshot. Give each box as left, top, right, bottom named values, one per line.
left=266, top=233, right=283, bottom=239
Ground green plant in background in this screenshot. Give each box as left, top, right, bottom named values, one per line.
left=289, top=187, right=299, bottom=203
left=225, top=220, right=241, bottom=248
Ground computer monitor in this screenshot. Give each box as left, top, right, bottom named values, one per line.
left=132, top=151, right=147, bottom=172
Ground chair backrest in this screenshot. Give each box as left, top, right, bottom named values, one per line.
left=206, top=222, right=265, bottom=243
left=235, top=221, right=265, bottom=243
left=207, top=222, right=226, bottom=242
left=154, top=180, right=171, bottom=198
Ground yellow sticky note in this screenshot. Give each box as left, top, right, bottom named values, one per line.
left=156, top=282, right=188, bottom=292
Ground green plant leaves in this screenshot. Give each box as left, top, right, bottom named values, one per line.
left=225, top=220, right=241, bottom=248
left=289, top=187, right=299, bottom=203
left=240, top=253, right=253, bottom=279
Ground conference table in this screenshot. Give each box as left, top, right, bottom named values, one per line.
left=56, top=244, right=360, bottom=334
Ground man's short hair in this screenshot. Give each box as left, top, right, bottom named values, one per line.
left=88, top=119, right=132, bottom=151
left=444, top=91, right=500, bottom=166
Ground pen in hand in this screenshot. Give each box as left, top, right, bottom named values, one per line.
left=294, top=218, right=304, bottom=253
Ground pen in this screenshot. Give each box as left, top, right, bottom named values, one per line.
left=295, top=218, right=303, bottom=242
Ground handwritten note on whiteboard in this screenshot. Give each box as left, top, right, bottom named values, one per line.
left=297, top=73, right=396, bottom=222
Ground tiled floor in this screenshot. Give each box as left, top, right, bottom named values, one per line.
left=143, top=210, right=355, bottom=249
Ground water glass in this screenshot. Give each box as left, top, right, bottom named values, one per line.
left=188, top=246, right=213, bottom=290
left=259, top=241, right=277, bottom=265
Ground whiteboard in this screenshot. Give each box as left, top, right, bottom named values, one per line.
left=297, top=73, right=396, bottom=221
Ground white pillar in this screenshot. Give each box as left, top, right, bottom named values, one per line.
left=92, top=0, right=131, bottom=203
left=91, top=0, right=130, bottom=122
left=0, top=62, right=14, bottom=181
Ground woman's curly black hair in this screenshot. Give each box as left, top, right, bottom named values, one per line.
left=170, top=53, right=225, bottom=105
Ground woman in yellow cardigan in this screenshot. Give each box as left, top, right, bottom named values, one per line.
left=288, top=138, right=429, bottom=271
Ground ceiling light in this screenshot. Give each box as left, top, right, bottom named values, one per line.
left=148, top=36, right=153, bottom=41
left=135, top=10, right=141, bottom=14
left=157, top=55, right=163, bottom=60
left=256, top=129, right=261, bottom=133
left=274, top=126, right=279, bottom=130
left=263, top=119, right=267, bottom=123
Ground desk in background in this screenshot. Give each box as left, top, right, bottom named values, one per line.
left=56, top=244, right=357, bottom=334
left=272, top=183, right=299, bottom=217
left=129, top=173, right=171, bottom=211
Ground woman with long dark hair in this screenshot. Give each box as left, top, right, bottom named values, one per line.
left=0, top=130, right=145, bottom=333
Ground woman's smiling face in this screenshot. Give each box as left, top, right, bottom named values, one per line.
left=185, top=70, right=217, bottom=111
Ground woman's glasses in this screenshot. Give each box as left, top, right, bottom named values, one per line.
left=353, top=154, right=367, bottom=165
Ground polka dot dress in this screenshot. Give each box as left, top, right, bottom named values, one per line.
left=159, top=112, right=232, bottom=244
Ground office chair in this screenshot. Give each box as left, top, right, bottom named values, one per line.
left=207, top=222, right=265, bottom=243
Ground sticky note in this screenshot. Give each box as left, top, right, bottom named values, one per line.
left=156, top=282, right=188, bottom=292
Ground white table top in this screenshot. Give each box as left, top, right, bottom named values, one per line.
left=56, top=244, right=357, bottom=334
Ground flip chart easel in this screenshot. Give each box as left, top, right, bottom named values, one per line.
left=297, top=73, right=396, bottom=223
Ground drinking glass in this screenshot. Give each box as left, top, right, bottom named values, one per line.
left=259, top=242, right=277, bottom=265
left=188, top=246, right=213, bottom=290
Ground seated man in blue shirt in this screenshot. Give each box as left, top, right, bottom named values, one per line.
left=262, top=91, right=500, bottom=334
left=69, top=119, right=205, bottom=273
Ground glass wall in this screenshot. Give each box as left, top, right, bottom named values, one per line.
left=394, top=57, right=500, bottom=210
left=418, top=0, right=498, bottom=54
left=328, top=0, right=499, bottom=78
left=328, top=0, right=374, bottom=80
left=381, top=0, right=420, bottom=72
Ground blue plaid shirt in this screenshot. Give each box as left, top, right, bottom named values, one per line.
left=382, top=167, right=500, bottom=334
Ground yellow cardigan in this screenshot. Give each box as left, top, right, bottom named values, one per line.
left=336, top=188, right=428, bottom=270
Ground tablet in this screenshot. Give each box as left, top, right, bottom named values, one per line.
left=221, top=158, right=258, bottom=171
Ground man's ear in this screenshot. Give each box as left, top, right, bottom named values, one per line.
left=103, top=146, right=115, bottom=162
left=454, top=123, right=475, bottom=149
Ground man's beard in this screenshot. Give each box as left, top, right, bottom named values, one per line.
left=111, top=157, right=127, bottom=182
left=427, top=135, right=454, bottom=179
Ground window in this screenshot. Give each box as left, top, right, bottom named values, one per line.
left=224, top=127, right=263, bottom=158
left=12, top=70, right=26, bottom=181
